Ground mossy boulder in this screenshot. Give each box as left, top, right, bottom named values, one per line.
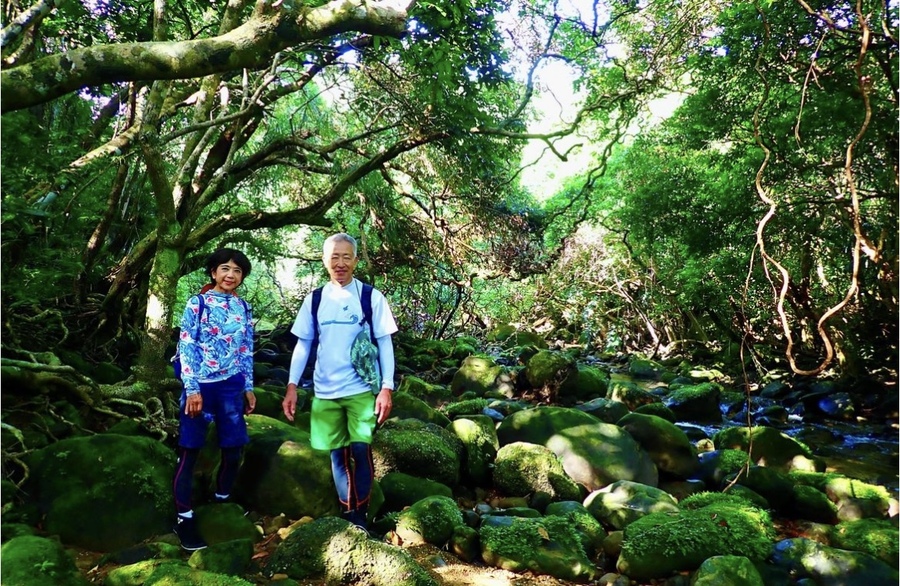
left=664, top=382, right=723, bottom=423
left=389, top=391, right=451, bottom=427
left=690, top=555, right=765, bottom=586
left=493, top=442, right=582, bottom=502
left=480, top=515, right=597, bottom=582
left=769, top=537, right=899, bottom=585
left=725, top=465, right=796, bottom=512
left=379, top=472, right=453, bottom=513
left=106, top=558, right=255, bottom=585
left=713, top=426, right=822, bottom=473
left=195, top=503, right=262, bottom=545
left=448, top=415, right=499, bottom=486
left=617, top=413, right=699, bottom=479
left=829, top=518, right=899, bottom=567
left=617, top=500, right=776, bottom=579
left=584, top=480, right=679, bottom=530
left=694, top=449, right=753, bottom=488
left=575, top=397, right=630, bottom=424
left=606, top=379, right=659, bottom=411
left=497, top=406, right=657, bottom=491
left=227, top=415, right=337, bottom=519
left=372, top=419, right=463, bottom=487
left=268, top=516, right=437, bottom=586
left=558, top=364, right=609, bottom=403
left=1, top=535, right=90, bottom=586
left=396, top=376, right=452, bottom=406
left=23, top=434, right=175, bottom=551
left=792, top=485, right=839, bottom=524
left=396, top=495, right=464, bottom=546
left=442, top=398, right=490, bottom=419
left=633, top=402, right=677, bottom=422
left=450, top=356, right=507, bottom=397
left=628, top=357, right=666, bottom=379
left=790, top=471, right=893, bottom=519
left=544, top=501, right=607, bottom=557
left=187, top=537, right=255, bottom=576
left=524, top=350, right=576, bottom=389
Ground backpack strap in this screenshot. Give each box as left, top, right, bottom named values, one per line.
left=311, top=286, right=324, bottom=344
left=361, top=282, right=374, bottom=340
left=193, top=294, right=206, bottom=339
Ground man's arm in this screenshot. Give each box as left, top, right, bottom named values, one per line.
left=282, top=337, right=313, bottom=422
left=374, top=334, right=395, bottom=424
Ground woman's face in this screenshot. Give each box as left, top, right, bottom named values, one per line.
left=211, top=260, right=244, bottom=294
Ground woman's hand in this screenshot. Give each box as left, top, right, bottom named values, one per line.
left=185, top=393, right=203, bottom=417
left=244, top=391, right=256, bottom=414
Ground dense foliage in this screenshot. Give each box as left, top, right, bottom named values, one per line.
left=1, top=0, right=896, bottom=389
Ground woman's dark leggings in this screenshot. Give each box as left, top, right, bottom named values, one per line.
left=173, top=446, right=242, bottom=514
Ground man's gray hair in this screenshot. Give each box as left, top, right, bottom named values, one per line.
left=323, top=233, right=358, bottom=258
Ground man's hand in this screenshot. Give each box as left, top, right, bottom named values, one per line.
left=375, top=388, right=392, bottom=425
left=283, top=384, right=298, bottom=422
left=185, top=393, right=203, bottom=417
left=244, top=391, right=256, bottom=414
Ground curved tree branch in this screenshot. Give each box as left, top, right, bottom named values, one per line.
left=1, top=0, right=411, bottom=112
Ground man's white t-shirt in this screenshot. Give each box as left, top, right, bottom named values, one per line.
left=290, top=278, right=398, bottom=399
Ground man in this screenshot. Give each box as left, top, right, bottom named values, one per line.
left=282, top=233, right=397, bottom=530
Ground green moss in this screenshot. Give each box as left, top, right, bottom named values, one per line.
left=680, top=491, right=763, bottom=511
left=1, top=535, right=88, bottom=586
left=789, top=471, right=892, bottom=503
left=493, top=442, right=581, bottom=501
left=442, top=398, right=489, bottom=418
left=396, top=495, right=463, bottom=545
left=830, top=519, right=899, bottom=567
left=619, top=500, right=775, bottom=579
left=667, top=382, right=722, bottom=402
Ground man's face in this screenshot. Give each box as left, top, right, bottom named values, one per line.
left=324, top=240, right=358, bottom=286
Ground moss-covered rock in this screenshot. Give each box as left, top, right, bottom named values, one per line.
left=224, top=415, right=336, bottom=519
left=690, top=555, right=765, bottom=586
left=544, top=501, right=607, bottom=557
left=396, top=495, right=464, bottom=546
left=663, top=382, right=723, bottom=423
left=633, top=402, right=676, bottom=422
left=450, top=356, right=507, bottom=397
left=584, top=480, right=679, bottom=530
left=628, top=357, right=666, bottom=380
left=389, top=391, right=451, bottom=427
left=789, top=471, right=893, bottom=519
left=480, top=515, right=597, bottom=582
left=792, top=485, right=838, bottom=524
left=524, top=350, right=576, bottom=390
left=442, top=398, right=489, bottom=418
left=769, top=537, right=899, bottom=585
left=617, top=413, right=699, bottom=479
left=713, top=426, right=822, bottom=473
left=23, top=434, right=175, bottom=551
left=268, top=516, right=437, bottom=586
left=107, top=558, right=257, bottom=585
left=396, top=375, right=452, bottom=406
left=606, top=379, right=660, bottom=411
left=695, top=449, right=753, bottom=488
left=574, top=397, right=631, bottom=424
left=617, top=499, right=776, bottom=579
left=449, top=525, right=481, bottom=562
left=497, top=406, right=657, bottom=491
left=829, top=518, right=899, bottom=568
left=378, top=472, right=453, bottom=513
left=373, top=419, right=463, bottom=487
left=0, top=535, right=89, bottom=586
left=448, top=415, right=499, bottom=486
left=195, top=503, right=262, bottom=545
left=558, top=364, right=609, bottom=403
left=187, top=538, right=255, bottom=576
left=493, top=442, right=582, bottom=502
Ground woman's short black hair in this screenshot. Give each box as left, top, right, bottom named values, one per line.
left=206, top=248, right=252, bottom=282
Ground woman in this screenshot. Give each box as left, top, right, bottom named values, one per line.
left=172, top=248, right=256, bottom=551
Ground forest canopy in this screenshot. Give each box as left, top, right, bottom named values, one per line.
left=1, top=0, right=897, bottom=390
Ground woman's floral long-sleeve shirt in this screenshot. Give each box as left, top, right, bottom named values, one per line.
left=178, top=291, right=254, bottom=395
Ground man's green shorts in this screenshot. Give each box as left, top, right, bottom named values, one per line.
left=310, top=392, right=376, bottom=450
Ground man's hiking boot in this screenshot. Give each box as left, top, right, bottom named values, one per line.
left=174, top=516, right=207, bottom=551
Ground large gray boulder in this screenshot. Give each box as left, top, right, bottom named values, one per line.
left=497, top=406, right=657, bottom=491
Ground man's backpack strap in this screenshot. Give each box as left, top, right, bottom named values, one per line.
left=361, top=282, right=374, bottom=340
left=311, top=287, right=323, bottom=344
